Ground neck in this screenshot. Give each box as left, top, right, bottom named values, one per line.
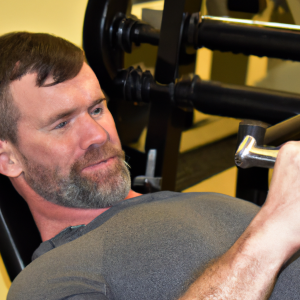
left=31, top=203, right=112, bottom=242
left=33, top=189, right=141, bottom=241
left=11, top=176, right=141, bottom=241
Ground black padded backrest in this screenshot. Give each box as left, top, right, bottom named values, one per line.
left=0, top=174, right=41, bottom=281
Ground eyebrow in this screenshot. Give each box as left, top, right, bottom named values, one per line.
left=43, top=97, right=106, bottom=127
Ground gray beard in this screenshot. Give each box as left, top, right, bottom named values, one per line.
left=21, top=143, right=131, bottom=208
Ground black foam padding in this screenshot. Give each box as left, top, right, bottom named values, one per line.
left=0, top=174, right=41, bottom=281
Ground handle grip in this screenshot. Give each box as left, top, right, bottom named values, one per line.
left=235, top=135, right=279, bottom=169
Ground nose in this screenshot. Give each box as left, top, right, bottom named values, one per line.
left=78, top=114, right=109, bottom=150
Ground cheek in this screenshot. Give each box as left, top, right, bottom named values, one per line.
left=18, top=133, right=75, bottom=169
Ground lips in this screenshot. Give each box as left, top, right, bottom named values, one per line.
left=71, top=143, right=125, bottom=175
left=82, top=156, right=116, bottom=172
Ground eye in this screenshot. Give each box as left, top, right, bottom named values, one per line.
left=92, top=107, right=102, bottom=116
left=55, top=121, right=68, bottom=129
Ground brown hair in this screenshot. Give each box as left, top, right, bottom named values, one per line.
left=0, top=32, right=85, bottom=144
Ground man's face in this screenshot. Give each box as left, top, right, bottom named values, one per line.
left=9, top=63, right=130, bottom=208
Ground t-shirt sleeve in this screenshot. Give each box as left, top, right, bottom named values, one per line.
left=64, top=292, right=110, bottom=300
left=7, top=268, right=114, bottom=300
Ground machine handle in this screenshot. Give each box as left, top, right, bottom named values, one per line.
left=235, top=135, right=279, bottom=169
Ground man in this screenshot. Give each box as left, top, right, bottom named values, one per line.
left=1, top=32, right=300, bottom=300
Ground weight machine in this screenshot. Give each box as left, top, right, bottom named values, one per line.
left=84, top=0, right=300, bottom=198
left=2, top=0, right=300, bottom=282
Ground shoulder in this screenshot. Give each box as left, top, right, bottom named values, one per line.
left=153, top=191, right=260, bottom=234
left=126, top=191, right=260, bottom=238
left=149, top=191, right=259, bottom=216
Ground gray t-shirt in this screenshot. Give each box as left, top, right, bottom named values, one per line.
left=9, top=191, right=291, bottom=300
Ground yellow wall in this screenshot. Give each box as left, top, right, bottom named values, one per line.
left=0, top=0, right=88, bottom=46
left=0, top=256, right=10, bottom=300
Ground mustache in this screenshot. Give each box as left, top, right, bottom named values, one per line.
left=71, top=142, right=125, bottom=173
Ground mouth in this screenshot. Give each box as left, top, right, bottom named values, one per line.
left=81, top=156, right=117, bottom=173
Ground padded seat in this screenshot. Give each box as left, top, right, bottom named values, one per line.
left=0, top=174, right=41, bottom=281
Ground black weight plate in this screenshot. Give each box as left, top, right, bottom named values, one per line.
left=83, top=0, right=150, bottom=145
left=83, top=0, right=130, bottom=97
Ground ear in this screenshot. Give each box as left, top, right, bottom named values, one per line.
left=0, top=140, right=23, bottom=177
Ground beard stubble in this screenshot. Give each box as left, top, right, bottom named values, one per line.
left=22, top=142, right=131, bottom=208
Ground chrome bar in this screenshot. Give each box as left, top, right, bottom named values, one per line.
left=235, top=135, right=279, bottom=169
left=202, top=15, right=300, bottom=32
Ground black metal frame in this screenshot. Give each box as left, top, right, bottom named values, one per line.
left=145, top=0, right=202, bottom=190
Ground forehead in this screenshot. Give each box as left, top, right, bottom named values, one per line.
left=9, top=63, right=102, bottom=122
